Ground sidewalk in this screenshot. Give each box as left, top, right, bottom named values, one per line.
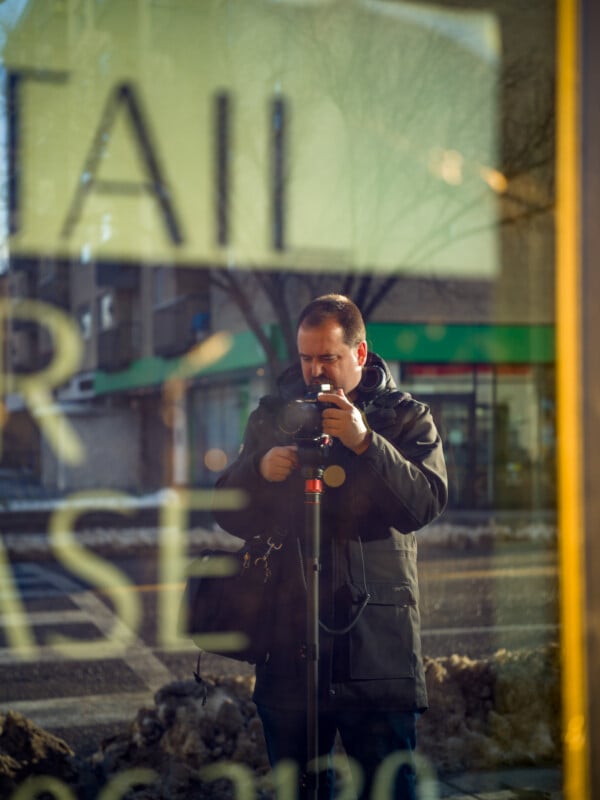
left=435, top=766, right=562, bottom=798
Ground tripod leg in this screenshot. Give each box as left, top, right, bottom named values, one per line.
left=304, top=472, right=323, bottom=800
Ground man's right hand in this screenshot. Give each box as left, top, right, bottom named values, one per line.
left=259, top=445, right=299, bottom=482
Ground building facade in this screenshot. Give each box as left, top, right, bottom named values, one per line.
left=0, top=0, right=555, bottom=516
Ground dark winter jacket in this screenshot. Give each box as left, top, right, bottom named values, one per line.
left=213, top=353, right=448, bottom=712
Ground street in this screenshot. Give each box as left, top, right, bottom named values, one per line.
left=0, top=536, right=560, bottom=755
left=418, top=543, right=559, bottom=658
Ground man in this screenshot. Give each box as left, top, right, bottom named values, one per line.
left=214, top=295, right=447, bottom=799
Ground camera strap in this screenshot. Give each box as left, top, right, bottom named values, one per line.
left=295, top=536, right=371, bottom=636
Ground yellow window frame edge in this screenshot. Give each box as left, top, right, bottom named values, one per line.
left=556, top=0, right=590, bottom=798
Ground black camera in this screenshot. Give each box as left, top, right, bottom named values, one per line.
left=279, top=382, right=334, bottom=442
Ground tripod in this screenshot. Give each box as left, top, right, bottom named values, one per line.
left=298, top=435, right=332, bottom=800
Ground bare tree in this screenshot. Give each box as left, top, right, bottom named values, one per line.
left=207, top=2, right=555, bottom=385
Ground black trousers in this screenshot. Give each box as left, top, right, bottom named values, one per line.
left=257, top=704, right=418, bottom=800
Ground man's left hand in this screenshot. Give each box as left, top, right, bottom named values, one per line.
left=318, top=390, right=372, bottom=455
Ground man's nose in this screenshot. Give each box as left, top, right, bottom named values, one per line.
left=311, top=361, right=324, bottom=378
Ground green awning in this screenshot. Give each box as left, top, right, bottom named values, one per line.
left=367, top=323, right=554, bottom=365
left=94, top=322, right=555, bottom=394
left=94, top=327, right=267, bottom=395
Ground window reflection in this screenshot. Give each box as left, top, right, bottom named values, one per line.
left=0, top=1, right=562, bottom=798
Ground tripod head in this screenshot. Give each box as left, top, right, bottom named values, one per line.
left=297, top=434, right=333, bottom=479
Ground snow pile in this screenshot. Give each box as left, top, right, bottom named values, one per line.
left=419, top=645, right=561, bottom=772
left=2, top=514, right=557, bottom=556
left=98, top=677, right=268, bottom=772
left=0, top=711, right=76, bottom=797
left=2, top=644, right=561, bottom=797
left=89, top=646, right=560, bottom=796
left=422, top=518, right=557, bottom=549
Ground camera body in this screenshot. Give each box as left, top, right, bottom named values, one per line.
left=279, top=382, right=334, bottom=442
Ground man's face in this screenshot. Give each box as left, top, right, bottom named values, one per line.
left=297, top=319, right=367, bottom=397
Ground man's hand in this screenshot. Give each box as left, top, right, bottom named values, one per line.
left=259, top=445, right=299, bottom=482
left=318, top=390, right=372, bottom=455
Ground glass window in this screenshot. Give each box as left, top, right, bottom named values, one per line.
left=0, top=2, right=571, bottom=798
left=77, top=303, right=92, bottom=340
left=98, top=292, right=115, bottom=330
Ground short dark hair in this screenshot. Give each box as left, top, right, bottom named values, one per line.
left=297, top=294, right=366, bottom=347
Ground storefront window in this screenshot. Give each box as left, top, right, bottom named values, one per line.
left=0, top=1, right=569, bottom=798
left=402, top=363, right=556, bottom=510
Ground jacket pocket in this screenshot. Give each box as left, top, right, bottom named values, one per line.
left=348, top=582, right=417, bottom=679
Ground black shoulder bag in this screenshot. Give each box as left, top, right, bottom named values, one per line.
left=180, top=535, right=282, bottom=666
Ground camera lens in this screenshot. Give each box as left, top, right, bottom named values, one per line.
left=278, top=383, right=332, bottom=439
left=279, top=399, right=322, bottom=437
